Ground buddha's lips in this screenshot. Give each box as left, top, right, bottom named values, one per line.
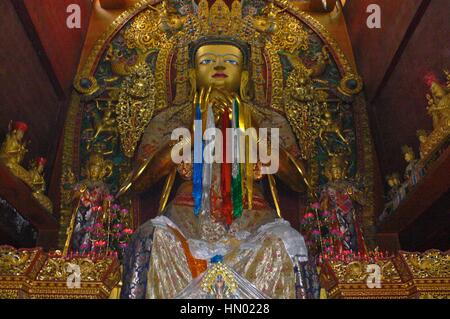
left=212, top=73, right=228, bottom=78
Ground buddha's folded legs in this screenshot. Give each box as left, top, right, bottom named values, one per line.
left=121, top=212, right=317, bottom=299
left=224, top=235, right=296, bottom=298
left=146, top=227, right=193, bottom=299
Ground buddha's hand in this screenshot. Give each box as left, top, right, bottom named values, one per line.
left=195, top=86, right=235, bottom=120
left=210, top=88, right=235, bottom=116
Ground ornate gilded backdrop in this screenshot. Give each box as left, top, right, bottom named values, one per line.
left=60, top=0, right=376, bottom=249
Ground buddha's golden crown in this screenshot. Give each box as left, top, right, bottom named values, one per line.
left=196, top=0, right=250, bottom=38
left=166, top=0, right=283, bottom=43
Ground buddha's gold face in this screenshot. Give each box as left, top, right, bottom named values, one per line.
left=195, top=44, right=243, bottom=93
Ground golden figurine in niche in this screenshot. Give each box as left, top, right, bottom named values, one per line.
left=421, top=72, right=450, bottom=158
left=0, top=121, right=28, bottom=167
left=0, top=121, right=32, bottom=185
left=427, top=81, right=450, bottom=131
left=28, top=157, right=53, bottom=214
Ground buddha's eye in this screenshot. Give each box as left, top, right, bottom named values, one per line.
left=225, top=59, right=239, bottom=65
left=200, top=59, right=214, bottom=65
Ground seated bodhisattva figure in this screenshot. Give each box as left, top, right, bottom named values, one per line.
left=0, top=121, right=32, bottom=185
left=119, top=1, right=320, bottom=299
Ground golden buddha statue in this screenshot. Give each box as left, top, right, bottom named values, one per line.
left=427, top=81, right=450, bottom=132
left=0, top=121, right=28, bottom=165
left=0, top=121, right=32, bottom=185
left=420, top=73, right=450, bottom=158
left=28, top=157, right=53, bottom=214
left=121, top=41, right=312, bottom=299
left=118, top=0, right=319, bottom=300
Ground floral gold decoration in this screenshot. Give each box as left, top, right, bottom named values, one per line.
left=116, top=60, right=156, bottom=157
left=0, top=246, right=121, bottom=299
left=320, top=249, right=450, bottom=299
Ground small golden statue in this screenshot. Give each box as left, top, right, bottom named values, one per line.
left=401, top=145, right=423, bottom=187
left=419, top=71, right=450, bottom=158
left=85, top=100, right=119, bottom=155
left=319, top=109, right=349, bottom=150
left=0, top=121, right=32, bottom=185
left=28, top=157, right=53, bottom=213
left=93, top=101, right=118, bottom=140
left=427, top=80, right=450, bottom=132
left=252, top=2, right=286, bottom=35
left=157, top=0, right=186, bottom=34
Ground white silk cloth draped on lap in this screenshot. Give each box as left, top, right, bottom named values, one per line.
left=144, top=199, right=308, bottom=299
